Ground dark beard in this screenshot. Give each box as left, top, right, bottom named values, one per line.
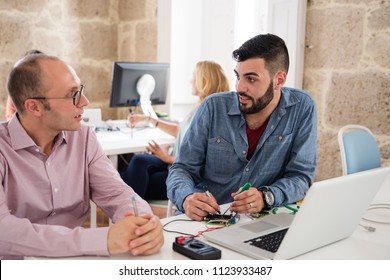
left=238, top=81, right=274, bottom=114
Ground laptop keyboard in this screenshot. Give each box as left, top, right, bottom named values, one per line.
left=244, top=228, right=288, bottom=253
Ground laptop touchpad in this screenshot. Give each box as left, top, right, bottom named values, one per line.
left=241, top=221, right=277, bottom=233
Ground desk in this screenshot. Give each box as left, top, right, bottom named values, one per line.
left=96, top=126, right=176, bottom=167
left=27, top=173, right=390, bottom=260
left=38, top=175, right=389, bottom=260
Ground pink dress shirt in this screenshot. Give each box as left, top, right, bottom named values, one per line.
left=0, top=115, right=152, bottom=258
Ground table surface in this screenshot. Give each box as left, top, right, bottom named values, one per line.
left=32, top=175, right=389, bottom=260
left=28, top=124, right=390, bottom=260
left=96, top=126, right=176, bottom=156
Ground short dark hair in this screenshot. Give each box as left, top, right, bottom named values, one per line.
left=24, top=49, right=43, bottom=56
left=7, top=54, right=58, bottom=114
left=232, top=33, right=289, bottom=76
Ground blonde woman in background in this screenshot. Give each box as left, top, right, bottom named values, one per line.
left=121, top=60, right=230, bottom=200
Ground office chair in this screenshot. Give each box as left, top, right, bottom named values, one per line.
left=90, top=200, right=97, bottom=228
left=147, top=199, right=175, bottom=218
left=89, top=200, right=112, bottom=227
left=338, top=125, right=381, bottom=175
left=167, top=200, right=174, bottom=217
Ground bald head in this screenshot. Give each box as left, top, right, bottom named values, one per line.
left=7, top=55, right=79, bottom=115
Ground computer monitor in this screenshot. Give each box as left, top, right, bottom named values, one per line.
left=109, top=62, right=170, bottom=108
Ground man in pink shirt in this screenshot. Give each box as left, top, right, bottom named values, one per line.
left=0, top=54, right=163, bottom=259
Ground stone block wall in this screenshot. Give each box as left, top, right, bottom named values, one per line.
left=304, top=0, right=390, bottom=180
left=0, top=0, right=157, bottom=121
left=0, top=0, right=389, bottom=180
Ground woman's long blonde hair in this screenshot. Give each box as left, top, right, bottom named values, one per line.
left=194, top=60, right=230, bottom=101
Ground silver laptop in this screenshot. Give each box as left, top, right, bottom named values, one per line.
left=203, top=167, right=390, bottom=259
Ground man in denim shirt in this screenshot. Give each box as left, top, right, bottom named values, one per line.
left=167, top=34, right=317, bottom=221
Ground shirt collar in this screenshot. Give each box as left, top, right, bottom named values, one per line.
left=8, top=113, right=67, bottom=151
left=228, top=92, right=241, bottom=116
left=279, top=87, right=301, bottom=109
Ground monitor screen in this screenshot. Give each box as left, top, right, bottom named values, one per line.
left=110, top=62, right=169, bottom=107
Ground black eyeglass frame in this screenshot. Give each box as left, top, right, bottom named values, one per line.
left=30, top=85, right=85, bottom=106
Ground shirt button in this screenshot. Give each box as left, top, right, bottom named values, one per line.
left=216, top=137, right=221, bottom=143
left=245, top=167, right=250, bottom=172
left=278, top=136, right=283, bottom=141
left=35, top=148, right=39, bottom=152
left=54, top=188, right=58, bottom=192
left=51, top=212, right=56, bottom=216
left=242, top=150, right=247, bottom=155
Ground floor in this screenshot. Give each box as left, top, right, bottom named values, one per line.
left=83, top=206, right=170, bottom=228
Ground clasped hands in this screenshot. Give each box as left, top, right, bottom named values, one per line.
left=107, top=212, right=164, bottom=256
left=183, top=186, right=265, bottom=221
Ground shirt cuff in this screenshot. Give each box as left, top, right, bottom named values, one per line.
left=79, top=227, right=110, bottom=256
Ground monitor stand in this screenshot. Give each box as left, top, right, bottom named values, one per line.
left=136, top=74, right=158, bottom=122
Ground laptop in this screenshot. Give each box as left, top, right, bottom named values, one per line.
left=203, top=167, right=390, bottom=259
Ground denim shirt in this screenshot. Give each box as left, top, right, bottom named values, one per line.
left=167, top=88, right=317, bottom=213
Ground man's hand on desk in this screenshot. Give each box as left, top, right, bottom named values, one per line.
left=230, top=187, right=265, bottom=214
left=183, top=193, right=221, bottom=221
left=107, top=213, right=164, bottom=256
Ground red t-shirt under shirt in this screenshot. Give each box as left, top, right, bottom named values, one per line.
left=246, top=119, right=269, bottom=160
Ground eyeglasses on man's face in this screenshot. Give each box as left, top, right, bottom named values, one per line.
left=30, top=85, right=85, bottom=106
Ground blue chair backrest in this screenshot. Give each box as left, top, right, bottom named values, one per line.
left=343, top=130, right=381, bottom=175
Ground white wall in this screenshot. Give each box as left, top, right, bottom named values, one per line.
left=267, top=0, right=307, bottom=88
left=158, top=0, right=307, bottom=121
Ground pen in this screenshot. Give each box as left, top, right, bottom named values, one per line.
left=238, top=182, right=252, bottom=194
left=131, top=195, right=139, bottom=216
left=231, top=182, right=252, bottom=214
left=203, top=185, right=221, bottom=215
left=129, top=108, right=134, bottom=139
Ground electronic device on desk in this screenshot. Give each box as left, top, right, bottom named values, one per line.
left=109, top=61, right=169, bottom=120
left=173, top=237, right=221, bottom=260
left=82, top=108, right=103, bottom=130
